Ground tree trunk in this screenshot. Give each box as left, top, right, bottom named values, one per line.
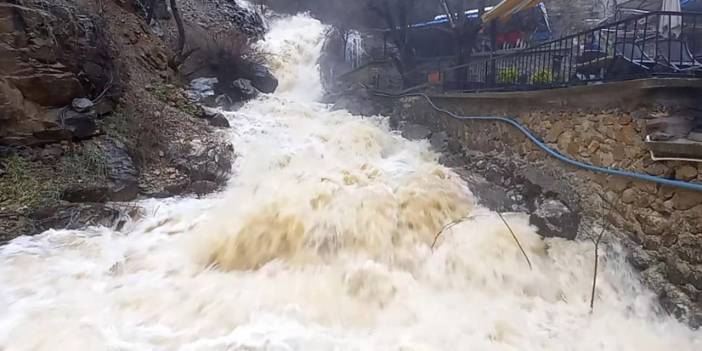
left=370, top=0, right=417, bottom=87
left=146, top=0, right=156, bottom=24
left=170, top=0, right=185, bottom=56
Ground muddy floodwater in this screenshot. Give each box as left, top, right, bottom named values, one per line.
left=1, top=14, right=700, bottom=351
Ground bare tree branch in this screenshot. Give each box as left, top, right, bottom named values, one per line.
left=589, top=193, right=620, bottom=312
left=164, top=0, right=191, bottom=70
left=497, top=212, right=533, bottom=270
left=431, top=215, right=474, bottom=250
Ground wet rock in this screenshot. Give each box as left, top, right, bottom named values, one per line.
left=171, top=139, right=233, bottom=185
left=62, top=185, right=111, bottom=203
left=485, top=165, right=505, bottom=185
left=164, top=180, right=190, bottom=196
left=215, top=95, right=234, bottom=109
left=62, top=137, right=138, bottom=203
left=208, top=114, right=231, bottom=128
left=201, top=107, right=220, bottom=119
left=401, top=123, right=432, bottom=141
left=71, top=98, right=94, bottom=113
left=31, top=203, right=125, bottom=233
left=189, top=180, right=219, bottom=196
left=429, top=131, right=449, bottom=152
left=62, top=111, right=99, bottom=140
left=180, top=0, right=265, bottom=38
left=187, top=77, right=218, bottom=102
left=250, top=64, right=279, bottom=94
left=231, top=79, right=260, bottom=101
left=0, top=212, right=35, bottom=243
left=97, top=137, right=139, bottom=201
left=202, top=94, right=234, bottom=110
left=530, top=198, right=580, bottom=240
left=628, top=248, right=657, bottom=271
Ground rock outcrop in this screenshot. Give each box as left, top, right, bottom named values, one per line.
left=0, top=0, right=249, bottom=243
left=248, top=64, right=278, bottom=94
left=62, top=136, right=139, bottom=203
left=0, top=0, right=117, bottom=143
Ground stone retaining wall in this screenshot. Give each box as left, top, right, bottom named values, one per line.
left=381, top=78, right=702, bottom=327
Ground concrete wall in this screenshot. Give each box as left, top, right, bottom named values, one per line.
left=380, top=78, right=702, bottom=327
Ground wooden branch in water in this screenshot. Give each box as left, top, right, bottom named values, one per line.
left=431, top=215, right=472, bottom=251
left=589, top=193, right=620, bottom=312
left=497, top=212, right=532, bottom=270
left=430, top=212, right=533, bottom=274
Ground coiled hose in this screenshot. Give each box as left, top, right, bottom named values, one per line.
left=369, top=88, right=702, bottom=193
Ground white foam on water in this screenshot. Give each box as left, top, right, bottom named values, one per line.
left=1, top=14, right=700, bottom=351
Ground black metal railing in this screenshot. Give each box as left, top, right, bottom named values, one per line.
left=442, top=11, right=702, bottom=92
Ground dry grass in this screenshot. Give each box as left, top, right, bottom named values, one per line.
left=0, top=155, right=61, bottom=212
left=0, top=146, right=115, bottom=213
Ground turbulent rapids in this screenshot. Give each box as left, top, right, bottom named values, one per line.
left=1, top=14, right=701, bottom=351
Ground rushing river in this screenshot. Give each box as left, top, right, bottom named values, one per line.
left=1, top=14, right=701, bottom=351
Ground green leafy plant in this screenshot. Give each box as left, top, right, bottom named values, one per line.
left=532, top=69, right=554, bottom=85
left=499, top=67, right=519, bottom=84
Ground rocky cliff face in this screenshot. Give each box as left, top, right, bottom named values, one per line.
left=0, top=0, right=117, bottom=143
left=0, top=0, right=267, bottom=242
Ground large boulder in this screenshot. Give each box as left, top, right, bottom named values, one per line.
left=250, top=64, right=279, bottom=94
left=62, top=136, right=138, bottom=203
left=187, top=77, right=218, bottom=102
left=61, top=110, right=100, bottom=140
left=1, top=203, right=133, bottom=243
left=170, top=138, right=234, bottom=185
left=231, top=78, right=260, bottom=101
left=208, top=113, right=231, bottom=128
left=530, top=198, right=580, bottom=240
left=5, top=70, right=84, bottom=107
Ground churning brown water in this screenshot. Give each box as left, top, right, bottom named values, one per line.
left=0, top=14, right=700, bottom=351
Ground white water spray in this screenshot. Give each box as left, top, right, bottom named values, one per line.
left=1, top=14, right=700, bottom=351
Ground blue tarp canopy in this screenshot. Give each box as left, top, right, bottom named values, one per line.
left=410, top=7, right=495, bottom=29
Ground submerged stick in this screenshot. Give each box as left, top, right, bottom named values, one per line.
left=590, top=225, right=608, bottom=312
left=497, top=212, right=533, bottom=270
left=590, top=236, right=601, bottom=312
left=431, top=216, right=472, bottom=251
left=590, top=194, right=619, bottom=312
